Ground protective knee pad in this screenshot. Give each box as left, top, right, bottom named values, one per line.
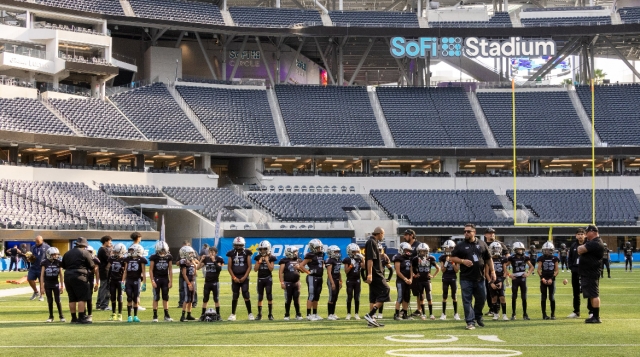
left=242, top=290, right=251, bottom=300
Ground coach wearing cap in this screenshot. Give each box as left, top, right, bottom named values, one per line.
left=577, top=225, right=604, bottom=323
left=61, top=237, right=96, bottom=324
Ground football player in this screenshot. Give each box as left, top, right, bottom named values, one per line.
left=179, top=246, right=198, bottom=321
left=343, top=243, right=364, bottom=320
left=254, top=240, right=277, bottom=321
left=489, top=242, right=508, bottom=321
left=393, top=242, right=413, bottom=320
left=279, top=246, right=303, bottom=320
left=325, top=245, right=342, bottom=320
left=40, top=247, right=65, bottom=322
left=121, top=244, right=147, bottom=323
left=529, top=245, right=537, bottom=259
left=377, top=243, right=393, bottom=319
left=537, top=241, right=559, bottom=320
left=558, top=243, right=569, bottom=272
left=198, top=246, right=225, bottom=320
left=298, top=239, right=325, bottom=321
left=106, top=243, right=126, bottom=321
left=624, top=241, right=633, bottom=272
left=149, top=241, right=173, bottom=322
left=411, top=243, right=439, bottom=320
left=439, top=240, right=460, bottom=321
left=601, top=243, right=611, bottom=278
left=85, top=246, right=100, bottom=321
left=505, top=242, right=534, bottom=320
left=226, top=237, right=254, bottom=321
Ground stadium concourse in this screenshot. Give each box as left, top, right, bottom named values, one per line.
left=1, top=0, right=640, bottom=355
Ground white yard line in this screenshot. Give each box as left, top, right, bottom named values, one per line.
left=0, top=344, right=637, bottom=348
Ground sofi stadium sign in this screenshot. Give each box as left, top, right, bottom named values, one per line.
left=390, top=36, right=556, bottom=58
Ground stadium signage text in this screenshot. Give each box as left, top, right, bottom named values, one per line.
left=390, top=36, right=556, bottom=58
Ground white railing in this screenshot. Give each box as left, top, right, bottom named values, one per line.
left=166, top=82, right=216, bottom=144
left=40, top=96, right=86, bottom=136
left=266, top=88, right=291, bottom=146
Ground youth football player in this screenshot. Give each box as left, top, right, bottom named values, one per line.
left=106, top=243, right=126, bottom=321
left=325, top=245, right=342, bottom=320
left=393, top=242, right=413, bottom=320
left=489, top=242, right=508, bottom=321
left=226, top=237, right=254, bottom=321
left=298, top=239, right=325, bottom=321
left=279, top=246, right=303, bottom=320
left=198, top=246, right=225, bottom=319
left=254, top=240, right=277, bottom=320
left=559, top=243, right=569, bottom=272
left=537, top=242, right=559, bottom=320
left=439, top=240, right=460, bottom=320
left=343, top=243, right=364, bottom=320
left=411, top=243, right=439, bottom=320
left=601, top=243, right=611, bottom=278
left=505, top=242, right=534, bottom=320
left=122, top=244, right=147, bottom=323
left=40, top=247, right=65, bottom=322
left=149, top=241, right=173, bottom=322
left=179, top=246, right=198, bottom=321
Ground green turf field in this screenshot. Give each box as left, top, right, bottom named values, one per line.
left=0, top=264, right=637, bottom=356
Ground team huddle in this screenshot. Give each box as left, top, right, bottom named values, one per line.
left=36, top=231, right=602, bottom=325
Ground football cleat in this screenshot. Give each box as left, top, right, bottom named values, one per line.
left=164, top=316, right=173, bottom=322
left=283, top=316, right=290, bottom=321
left=137, top=306, right=146, bottom=311
left=421, top=315, right=426, bottom=320
left=315, top=314, right=323, bottom=320
left=440, top=314, right=446, bottom=320
left=248, top=313, right=255, bottom=321
left=295, top=314, right=303, bottom=320
left=327, top=314, right=337, bottom=321
left=493, top=314, right=499, bottom=321
left=227, top=314, right=236, bottom=321
left=133, top=316, right=140, bottom=322
left=465, top=323, right=476, bottom=330
left=511, top=315, right=516, bottom=321
left=127, top=316, right=133, bottom=323
left=268, top=314, right=274, bottom=321
left=354, top=314, right=360, bottom=320
left=59, top=317, right=66, bottom=322
left=30, top=292, right=38, bottom=301
left=523, top=315, right=530, bottom=320
left=453, top=313, right=461, bottom=321
left=394, top=314, right=402, bottom=321
left=180, top=316, right=186, bottom=322
left=307, top=314, right=317, bottom=321
left=363, top=314, right=380, bottom=327
left=345, top=313, right=351, bottom=320
left=430, top=315, right=435, bottom=320
left=255, top=314, right=262, bottom=321
left=45, top=317, right=54, bottom=323
left=186, top=315, right=195, bottom=321
left=503, top=314, right=509, bottom=321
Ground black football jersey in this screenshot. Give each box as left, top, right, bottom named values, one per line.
left=87, top=257, right=100, bottom=284
left=107, top=257, right=125, bottom=281
left=493, top=256, right=508, bottom=281
left=41, top=259, right=62, bottom=287
left=203, top=256, right=225, bottom=283
left=254, top=254, right=277, bottom=279
left=559, top=248, right=568, bottom=257
left=412, top=255, right=437, bottom=282
left=149, top=254, right=173, bottom=279
left=180, top=259, right=196, bottom=282
left=537, top=255, right=559, bottom=279
left=604, top=249, right=611, bottom=260
left=342, top=256, right=364, bottom=281
left=508, top=255, right=530, bottom=277
left=393, top=254, right=412, bottom=281
left=325, top=257, right=342, bottom=282
left=624, top=247, right=634, bottom=257
left=439, top=255, right=457, bottom=281
left=124, top=256, right=148, bottom=281
left=279, top=257, right=301, bottom=283
left=226, top=249, right=253, bottom=277
left=304, top=252, right=324, bottom=277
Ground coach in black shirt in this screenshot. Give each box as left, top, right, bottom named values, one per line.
left=450, top=224, right=495, bottom=330
left=578, top=225, right=604, bottom=323
left=96, top=235, right=112, bottom=310
left=565, top=228, right=586, bottom=318
left=364, top=227, right=391, bottom=328
left=61, top=237, right=96, bottom=324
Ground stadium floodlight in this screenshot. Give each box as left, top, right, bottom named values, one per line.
left=511, top=79, right=596, bottom=240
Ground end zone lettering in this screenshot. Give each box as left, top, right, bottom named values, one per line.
left=390, top=36, right=556, bottom=58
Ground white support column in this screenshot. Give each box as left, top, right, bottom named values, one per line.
left=339, top=0, right=343, bottom=10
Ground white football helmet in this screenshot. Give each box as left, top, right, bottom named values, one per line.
left=400, top=242, right=412, bottom=256
left=258, top=240, right=271, bottom=256
left=284, top=246, right=299, bottom=259
left=442, top=240, right=456, bottom=255
left=86, top=245, right=95, bottom=257
left=308, top=239, right=323, bottom=253
left=417, top=243, right=429, bottom=257
left=378, top=242, right=384, bottom=253
left=129, top=244, right=144, bottom=258
left=327, top=245, right=341, bottom=260
left=489, top=242, right=503, bottom=257
left=179, top=246, right=195, bottom=261
left=111, top=243, right=127, bottom=259
left=155, top=241, right=169, bottom=257
left=542, top=241, right=555, bottom=256
left=513, top=242, right=525, bottom=255
left=233, top=237, right=246, bottom=250
left=347, top=243, right=360, bottom=258
left=46, top=247, right=60, bottom=261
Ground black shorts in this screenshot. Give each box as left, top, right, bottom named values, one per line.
left=183, top=279, right=196, bottom=303
left=369, top=277, right=391, bottom=304
left=231, top=279, right=250, bottom=300
left=306, top=275, right=323, bottom=302
left=257, top=277, right=273, bottom=301
left=442, top=279, right=457, bottom=300
left=153, top=278, right=170, bottom=302
left=581, top=276, right=599, bottom=298
left=396, top=280, right=411, bottom=303
left=64, top=278, right=90, bottom=303
left=203, top=282, right=220, bottom=303
left=125, top=279, right=141, bottom=303
left=412, top=280, right=432, bottom=301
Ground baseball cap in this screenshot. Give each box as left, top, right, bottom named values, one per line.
left=75, top=237, right=88, bottom=247
left=403, top=229, right=415, bottom=236
left=586, top=225, right=599, bottom=233
left=485, top=228, right=496, bottom=234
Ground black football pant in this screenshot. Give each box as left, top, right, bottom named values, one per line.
left=571, top=272, right=581, bottom=315
left=45, top=287, right=63, bottom=318
left=560, top=257, right=568, bottom=271
left=601, top=259, right=610, bottom=278
left=284, top=281, right=301, bottom=316
left=511, top=277, right=527, bottom=316
left=346, top=280, right=361, bottom=314
left=540, top=279, right=556, bottom=317
left=109, top=280, right=123, bottom=314
left=9, top=259, right=18, bottom=271
left=625, top=256, right=633, bottom=271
